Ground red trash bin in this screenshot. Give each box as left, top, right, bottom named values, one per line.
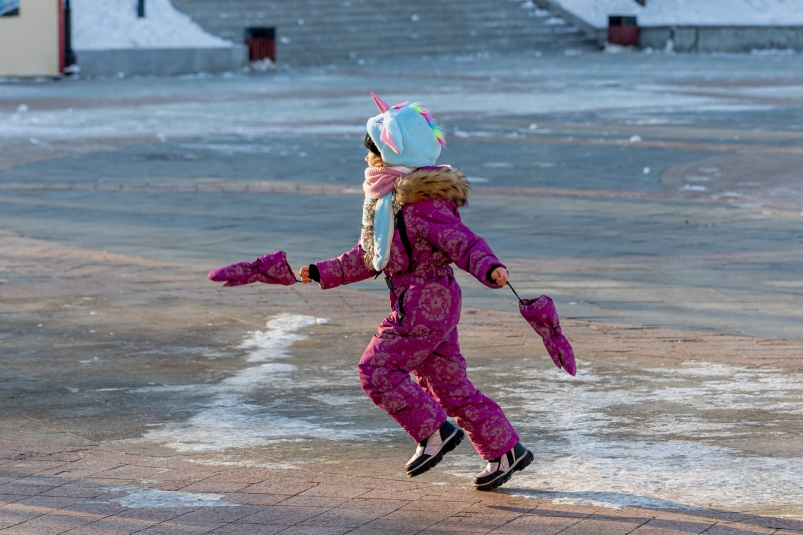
left=244, top=27, right=276, bottom=62
left=607, top=16, right=638, bottom=47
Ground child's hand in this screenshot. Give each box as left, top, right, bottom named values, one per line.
left=491, top=267, right=508, bottom=287
left=299, top=266, right=312, bottom=284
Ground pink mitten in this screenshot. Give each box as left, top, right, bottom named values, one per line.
left=519, top=295, right=577, bottom=376
left=208, top=250, right=297, bottom=287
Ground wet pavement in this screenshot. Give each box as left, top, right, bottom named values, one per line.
left=1, top=51, right=803, bottom=532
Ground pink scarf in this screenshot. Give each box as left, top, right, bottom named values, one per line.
left=363, top=167, right=405, bottom=200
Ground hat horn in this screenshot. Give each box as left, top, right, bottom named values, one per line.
left=370, top=91, right=390, bottom=113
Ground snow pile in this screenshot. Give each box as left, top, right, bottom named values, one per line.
left=553, top=0, right=803, bottom=28
left=72, top=0, right=232, bottom=50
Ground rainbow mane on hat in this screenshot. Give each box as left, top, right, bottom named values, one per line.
left=392, top=102, right=447, bottom=148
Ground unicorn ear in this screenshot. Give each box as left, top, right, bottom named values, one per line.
left=380, top=116, right=403, bottom=154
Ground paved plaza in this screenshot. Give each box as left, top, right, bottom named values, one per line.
left=1, top=51, right=803, bottom=533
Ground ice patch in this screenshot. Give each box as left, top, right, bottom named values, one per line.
left=239, top=314, right=316, bottom=363
left=141, top=314, right=375, bottom=452
left=102, top=486, right=238, bottom=508
left=446, top=361, right=803, bottom=512
left=308, top=394, right=362, bottom=406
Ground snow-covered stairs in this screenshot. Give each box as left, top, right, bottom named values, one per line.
left=170, top=0, right=600, bottom=66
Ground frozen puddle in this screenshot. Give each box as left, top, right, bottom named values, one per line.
left=142, top=313, right=373, bottom=452
left=446, top=361, right=803, bottom=514
left=101, top=486, right=238, bottom=508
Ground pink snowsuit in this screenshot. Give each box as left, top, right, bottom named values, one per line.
left=315, top=168, right=519, bottom=460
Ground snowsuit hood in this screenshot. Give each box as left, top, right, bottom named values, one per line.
left=395, top=165, right=470, bottom=207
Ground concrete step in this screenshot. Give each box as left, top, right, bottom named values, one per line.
left=171, top=0, right=600, bottom=65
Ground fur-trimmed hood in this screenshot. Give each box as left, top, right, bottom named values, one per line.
left=395, top=165, right=469, bottom=207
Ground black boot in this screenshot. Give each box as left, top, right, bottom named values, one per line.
left=405, top=420, right=465, bottom=477
left=473, top=442, right=534, bottom=491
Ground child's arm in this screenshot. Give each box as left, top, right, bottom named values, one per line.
left=299, top=243, right=377, bottom=289
left=407, top=199, right=507, bottom=289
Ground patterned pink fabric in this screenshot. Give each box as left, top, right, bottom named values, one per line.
left=519, top=296, right=576, bottom=376
left=208, top=250, right=297, bottom=287
left=316, top=198, right=519, bottom=460
left=363, top=167, right=405, bottom=199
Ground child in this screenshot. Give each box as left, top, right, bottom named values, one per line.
left=299, top=93, right=533, bottom=491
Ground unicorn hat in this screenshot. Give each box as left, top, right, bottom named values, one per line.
left=366, top=92, right=446, bottom=168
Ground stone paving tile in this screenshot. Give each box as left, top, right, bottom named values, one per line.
left=65, top=516, right=159, bottom=534
left=355, top=487, right=424, bottom=501
left=629, top=518, right=718, bottom=534
left=276, top=527, right=356, bottom=535
left=199, top=468, right=272, bottom=484
left=527, top=505, right=598, bottom=519
left=241, top=482, right=317, bottom=496
left=0, top=496, right=25, bottom=507
left=0, top=512, right=92, bottom=534
left=0, top=483, right=55, bottom=496
left=417, top=530, right=490, bottom=535
left=207, top=523, right=285, bottom=535
left=460, top=501, right=536, bottom=516
left=294, top=484, right=372, bottom=499
left=743, top=517, right=803, bottom=531
left=337, top=499, right=404, bottom=517
left=39, top=482, right=108, bottom=499
left=428, top=511, right=521, bottom=533
left=400, top=499, right=478, bottom=513
left=135, top=521, right=226, bottom=534
left=703, top=524, right=778, bottom=535
left=179, top=480, right=253, bottom=494
left=223, top=493, right=292, bottom=506
left=353, top=509, right=455, bottom=531
left=486, top=512, right=589, bottom=534
left=9, top=476, right=66, bottom=487
left=296, top=507, right=386, bottom=528
left=145, top=480, right=209, bottom=492
left=0, top=495, right=81, bottom=521
left=344, top=519, right=427, bottom=535
left=81, top=477, right=142, bottom=488
left=96, top=465, right=171, bottom=480
left=111, top=507, right=199, bottom=522
left=279, top=494, right=350, bottom=508
left=560, top=517, right=653, bottom=535
left=170, top=505, right=264, bottom=524
left=235, top=506, right=330, bottom=525
left=23, top=454, right=84, bottom=463
left=58, top=497, right=127, bottom=518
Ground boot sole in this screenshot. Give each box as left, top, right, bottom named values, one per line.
left=473, top=449, right=534, bottom=492
left=406, top=428, right=465, bottom=478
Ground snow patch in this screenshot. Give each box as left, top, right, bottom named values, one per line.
left=553, top=0, right=803, bottom=28
left=102, top=486, right=238, bottom=508
left=72, top=0, right=232, bottom=50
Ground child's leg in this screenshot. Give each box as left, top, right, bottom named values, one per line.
left=412, top=327, right=519, bottom=460
left=359, top=330, right=449, bottom=443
